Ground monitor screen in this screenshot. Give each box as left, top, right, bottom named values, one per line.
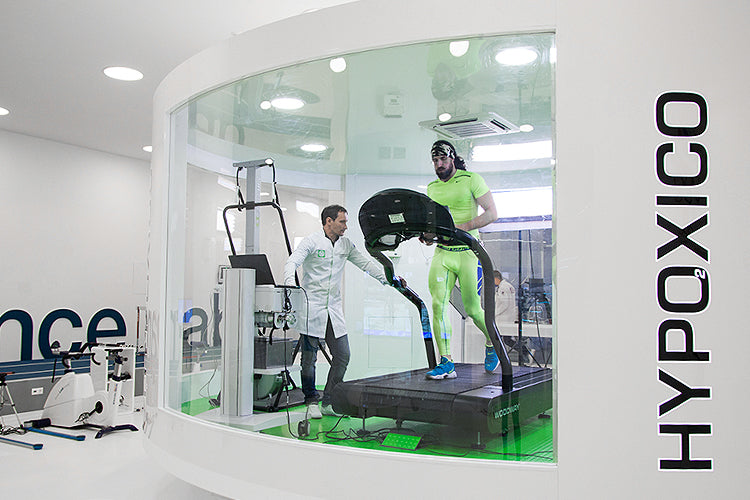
left=227, top=254, right=276, bottom=285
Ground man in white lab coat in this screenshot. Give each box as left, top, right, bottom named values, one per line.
left=284, top=204, right=391, bottom=418
left=494, top=270, right=517, bottom=326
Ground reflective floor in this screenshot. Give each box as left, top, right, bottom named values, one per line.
left=0, top=405, right=227, bottom=500
left=183, top=391, right=554, bottom=462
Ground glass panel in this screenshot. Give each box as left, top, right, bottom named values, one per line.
left=166, top=33, right=555, bottom=462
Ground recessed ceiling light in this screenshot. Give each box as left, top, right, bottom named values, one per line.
left=270, top=97, right=305, bottom=110
left=494, top=47, right=538, bottom=66
left=329, top=57, right=347, bottom=73
left=103, top=66, right=144, bottom=81
left=300, top=143, right=327, bottom=153
left=259, top=100, right=272, bottom=110
left=143, top=145, right=153, bottom=153
left=438, top=113, right=452, bottom=122
left=519, top=124, right=534, bottom=132
left=0, top=107, right=9, bottom=116
left=449, top=41, right=470, bottom=57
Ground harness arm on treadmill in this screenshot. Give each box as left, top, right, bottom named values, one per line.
left=222, top=200, right=299, bottom=286
left=222, top=200, right=291, bottom=256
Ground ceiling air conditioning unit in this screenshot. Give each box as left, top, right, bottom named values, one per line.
left=419, top=112, right=520, bottom=140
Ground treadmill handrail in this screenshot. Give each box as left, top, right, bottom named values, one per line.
left=368, top=247, right=437, bottom=369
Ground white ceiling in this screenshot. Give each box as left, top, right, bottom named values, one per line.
left=0, top=0, right=354, bottom=161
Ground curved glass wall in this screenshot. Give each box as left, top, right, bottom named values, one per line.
left=166, top=33, right=556, bottom=462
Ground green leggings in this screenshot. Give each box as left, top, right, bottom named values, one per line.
left=428, top=246, right=492, bottom=357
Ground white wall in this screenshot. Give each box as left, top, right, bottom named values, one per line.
left=0, top=129, right=149, bottom=361
left=556, top=1, right=750, bottom=498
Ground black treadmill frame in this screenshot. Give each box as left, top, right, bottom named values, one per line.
left=331, top=188, right=553, bottom=436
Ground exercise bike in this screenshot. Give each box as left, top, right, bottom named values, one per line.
left=26, top=342, right=138, bottom=439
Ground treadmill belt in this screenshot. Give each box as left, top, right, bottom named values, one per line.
left=348, top=363, right=543, bottom=395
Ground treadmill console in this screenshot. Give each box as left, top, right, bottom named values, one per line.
left=358, top=188, right=459, bottom=250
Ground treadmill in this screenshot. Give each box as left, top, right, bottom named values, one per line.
left=330, top=188, right=552, bottom=437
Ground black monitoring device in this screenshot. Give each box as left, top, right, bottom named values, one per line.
left=228, top=254, right=277, bottom=286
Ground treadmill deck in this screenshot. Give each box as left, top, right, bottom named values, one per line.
left=332, top=363, right=552, bottom=435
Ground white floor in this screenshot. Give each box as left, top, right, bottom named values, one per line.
left=0, top=407, right=228, bottom=500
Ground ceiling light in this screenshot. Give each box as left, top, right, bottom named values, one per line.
left=449, top=41, right=470, bottom=57
left=494, top=47, right=538, bottom=66
left=259, top=100, right=272, bottom=110
left=472, top=140, right=552, bottom=162
left=329, top=57, right=347, bottom=73
left=287, top=144, right=332, bottom=159
left=438, top=113, right=452, bottom=122
left=519, top=124, right=534, bottom=132
left=142, top=145, right=153, bottom=153
left=270, top=97, right=305, bottom=110
left=103, top=66, right=144, bottom=81
left=0, top=107, right=9, bottom=116
left=300, top=143, right=327, bottom=153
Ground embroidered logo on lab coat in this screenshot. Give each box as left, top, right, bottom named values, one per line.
left=317, top=250, right=326, bottom=258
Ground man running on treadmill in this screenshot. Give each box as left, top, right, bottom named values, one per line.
left=421, top=140, right=499, bottom=379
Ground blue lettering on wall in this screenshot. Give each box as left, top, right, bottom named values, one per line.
left=88, top=308, right=127, bottom=344
left=0, top=309, right=33, bottom=360
left=39, top=309, right=83, bottom=358
left=0, top=308, right=127, bottom=361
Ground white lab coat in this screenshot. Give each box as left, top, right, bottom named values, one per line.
left=495, top=279, right=518, bottom=325
left=284, top=229, right=387, bottom=339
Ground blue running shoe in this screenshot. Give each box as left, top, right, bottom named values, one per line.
left=426, top=356, right=457, bottom=380
left=484, top=345, right=499, bottom=373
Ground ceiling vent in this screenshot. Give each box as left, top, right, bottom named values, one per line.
left=419, top=112, right=520, bottom=139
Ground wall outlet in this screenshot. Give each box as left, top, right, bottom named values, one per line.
left=31, top=387, right=43, bottom=395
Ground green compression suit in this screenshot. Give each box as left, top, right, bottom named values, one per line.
left=427, top=169, right=493, bottom=357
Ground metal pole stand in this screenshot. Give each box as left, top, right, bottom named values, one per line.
left=0, top=372, right=43, bottom=450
